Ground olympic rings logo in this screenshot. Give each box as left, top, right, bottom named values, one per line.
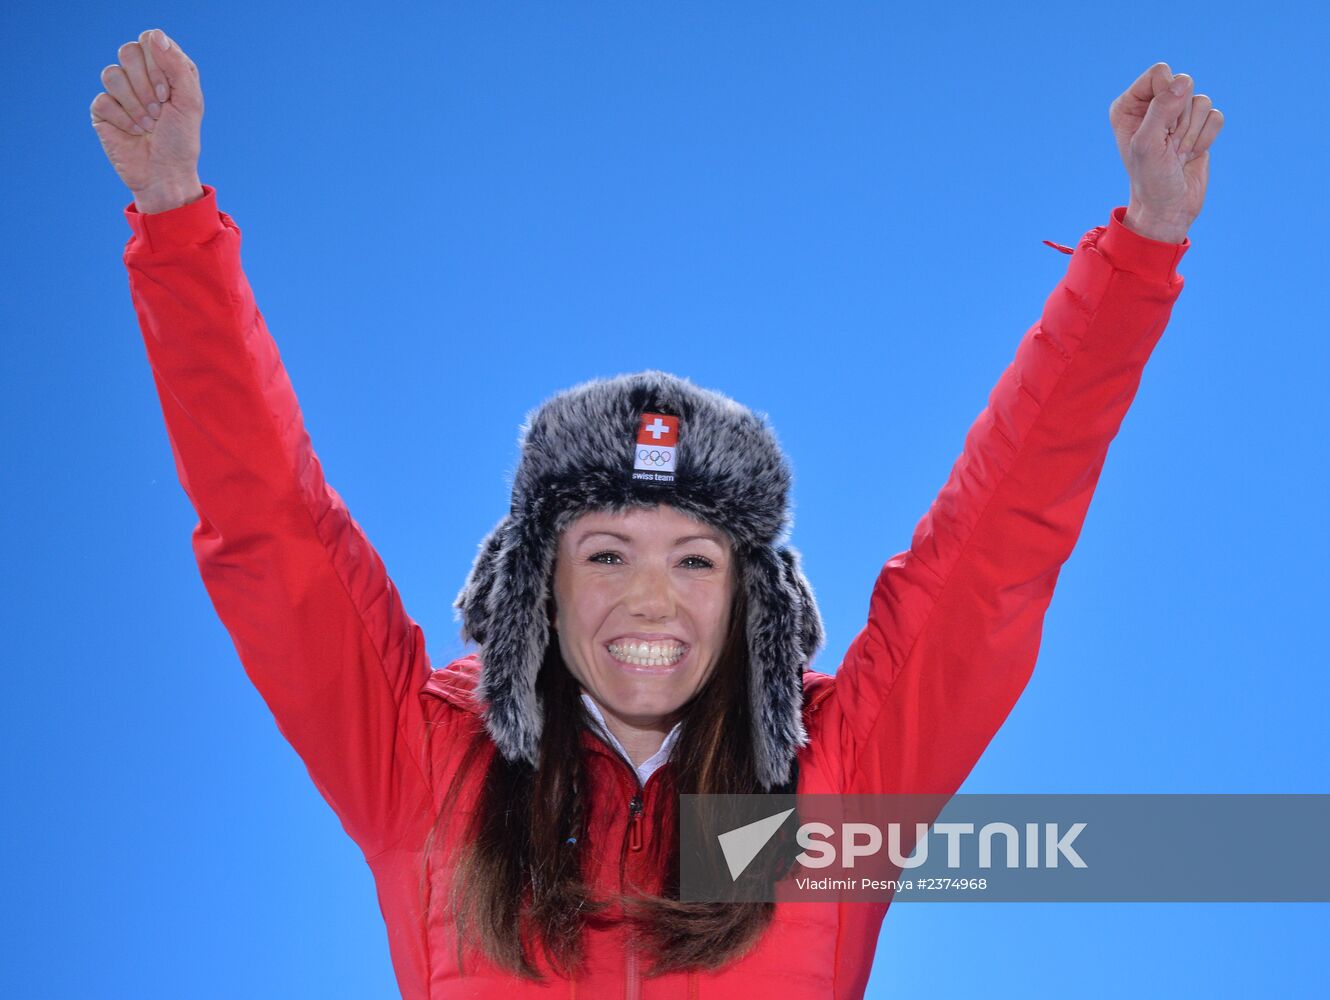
left=637, top=447, right=673, bottom=466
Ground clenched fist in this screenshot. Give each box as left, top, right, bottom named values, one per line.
left=90, top=29, right=205, bottom=214
left=1111, top=63, right=1226, bottom=243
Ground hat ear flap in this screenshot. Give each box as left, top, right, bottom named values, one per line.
left=474, top=513, right=557, bottom=770
left=744, top=545, right=821, bottom=789
left=454, top=515, right=510, bottom=645
left=777, top=544, right=825, bottom=667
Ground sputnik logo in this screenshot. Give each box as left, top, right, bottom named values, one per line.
left=717, top=809, right=796, bottom=881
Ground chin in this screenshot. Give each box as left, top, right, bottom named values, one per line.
left=603, top=685, right=689, bottom=724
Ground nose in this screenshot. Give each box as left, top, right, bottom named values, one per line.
left=624, top=561, right=675, bottom=621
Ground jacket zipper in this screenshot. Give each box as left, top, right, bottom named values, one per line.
left=625, top=788, right=644, bottom=999
left=617, top=765, right=649, bottom=998
left=628, top=792, right=644, bottom=852
left=626, top=946, right=640, bottom=1000
left=585, top=727, right=657, bottom=1000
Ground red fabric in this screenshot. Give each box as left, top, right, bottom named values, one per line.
left=124, top=187, right=1187, bottom=998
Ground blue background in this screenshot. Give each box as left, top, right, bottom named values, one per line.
left=3, top=1, right=1326, bottom=996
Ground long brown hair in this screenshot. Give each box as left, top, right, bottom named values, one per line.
left=419, top=549, right=797, bottom=981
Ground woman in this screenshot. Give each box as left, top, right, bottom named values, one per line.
left=94, top=28, right=1224, bottom=999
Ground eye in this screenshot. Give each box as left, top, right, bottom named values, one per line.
left=588, top=551, right=623, bottom=565
left=681, top=555, right=715, bottom=570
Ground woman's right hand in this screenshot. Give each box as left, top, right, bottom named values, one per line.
left=91, top=28, right=205, bottom=214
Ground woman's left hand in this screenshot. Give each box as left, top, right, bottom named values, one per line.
left=1109, top=62, right=1225, bottom=243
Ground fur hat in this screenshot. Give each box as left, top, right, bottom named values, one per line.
left=454, top=369, right=823, bottom=789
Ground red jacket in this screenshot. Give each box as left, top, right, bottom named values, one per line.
left=124, top=187, right=1187, bottom=998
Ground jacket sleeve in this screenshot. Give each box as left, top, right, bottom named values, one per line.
left=123, top=186, right=434, bottom=856
left=831, top=206, right=1189, bottom=795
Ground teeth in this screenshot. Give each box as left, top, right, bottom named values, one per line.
left=607, top=640, right=686, bottom=666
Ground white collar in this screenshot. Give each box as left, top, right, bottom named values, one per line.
left=580, top=692, right=682, bottom=788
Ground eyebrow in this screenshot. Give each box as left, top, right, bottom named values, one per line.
left=575, top=529, right=726, bottom=547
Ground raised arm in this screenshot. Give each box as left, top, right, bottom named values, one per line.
left=823, top=63, right=1224, bottom=796
left=99, top=30, right=436, bottom=856
left=829, top=209, right=1186, bottom=795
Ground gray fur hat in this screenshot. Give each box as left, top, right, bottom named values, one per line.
left=453, top=369, right=823, bottom=789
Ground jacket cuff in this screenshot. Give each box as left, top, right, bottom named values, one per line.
left=123, top=184, right=224, bottom=253
left=1097, top=205, right=1190, bottom=282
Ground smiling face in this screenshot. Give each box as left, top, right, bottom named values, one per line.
left=550, top=504, right=737, bottom=745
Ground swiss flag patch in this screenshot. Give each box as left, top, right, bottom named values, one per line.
left=637, top=413, right=678, bottom=446
left=632, top=411, right=679, bottom=484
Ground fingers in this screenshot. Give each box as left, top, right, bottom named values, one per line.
left=100, top=32, right=171, bottom=134
left=91, top=29, right=199, bottom=138
left=89, top=90, right=145, bottom=135
left=1168, top=74, right=1194, bottom=146
left=101, top=62, right=154, bottom=134
left=1112, top=61, right=1173, bottom=117
left=1135, top=70, right=1195, bottom=150
left=138, top=28, right=170, bottom=106
left=147, top=29, right=201, bottom=92
left=1192, top=107, right=1225, bottom=156
left=1177, top=93, right=1213, bottom=157
left=1150, top=64, right=1177, bottom=99
left=117, top=39, right=158, bottom=120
